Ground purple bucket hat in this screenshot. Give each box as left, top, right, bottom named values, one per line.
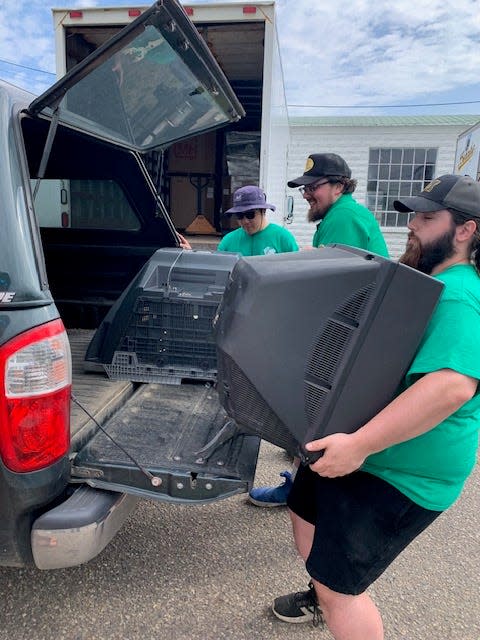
left=225, top=185, right=276, bottom=215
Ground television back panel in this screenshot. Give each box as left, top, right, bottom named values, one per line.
left=215, top=246, right=444, bottom=457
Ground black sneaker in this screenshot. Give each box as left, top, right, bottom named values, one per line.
left=272, top=581, right=324, bottom=627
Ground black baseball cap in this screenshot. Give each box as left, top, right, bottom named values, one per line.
left=288, top=153, right=352, bottom=187
left=394, top=174, right=480, bottom=218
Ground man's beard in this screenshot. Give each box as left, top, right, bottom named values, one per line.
left=399, top=225, right=456, bottom=274
left=308, top=205, right=328, bottom=223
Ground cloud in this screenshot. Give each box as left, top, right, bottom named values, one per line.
left=0, top=0, right=56, bottom=93
left=275, top=0, right=480, bottom=112
left=0, top=0, right=479, bottom=115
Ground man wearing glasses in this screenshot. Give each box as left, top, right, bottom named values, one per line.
left=249, top=153, right=388, bottom=507
left=217, top=185, right=298, bottom=256
left=289, top=153, right=388, bottom=255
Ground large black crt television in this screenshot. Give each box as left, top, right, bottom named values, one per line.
left=215, top=246, right=444, bottom=462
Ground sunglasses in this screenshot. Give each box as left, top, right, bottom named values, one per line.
left=235, top=210, right=257, bottom=220
left=299, top=180, right=331, bottom=195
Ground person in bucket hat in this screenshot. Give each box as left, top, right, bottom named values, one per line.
left=217, top=185, right=298, bottom=256
left=269, top=174, right=480, bottom=637
left=249, top=154, right=389, bottom=508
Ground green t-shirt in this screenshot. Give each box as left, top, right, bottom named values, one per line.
left=363, top=264, right=480, bottom=511
left=217, top=222, right=299, bottom=256
left=312, top=193, right=389, bottom=257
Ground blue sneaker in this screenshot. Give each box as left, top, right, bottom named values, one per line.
left=248, top=471, right=293, bottom=507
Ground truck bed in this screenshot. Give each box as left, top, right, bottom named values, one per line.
left=69, top=329, right=134, bottom=450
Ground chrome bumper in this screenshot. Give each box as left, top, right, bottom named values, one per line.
left=32, top=485, right=138, bottom=569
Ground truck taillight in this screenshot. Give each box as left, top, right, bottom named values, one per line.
left=0, top=320, right=71, bottom=472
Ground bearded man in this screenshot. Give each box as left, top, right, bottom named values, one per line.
left=288, top=153, right=388, bottom=255
left=270, top=174, right=480, bottom=640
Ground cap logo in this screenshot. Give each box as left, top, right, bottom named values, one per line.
left=305, top=157, right=314, bottom=172
left=423, top=178, right=441, bottom=193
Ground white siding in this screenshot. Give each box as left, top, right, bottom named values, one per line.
left=286, top=123, right=474, bottom=258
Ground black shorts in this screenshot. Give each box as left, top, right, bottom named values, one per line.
left=287, top=465, right=441, bottom=595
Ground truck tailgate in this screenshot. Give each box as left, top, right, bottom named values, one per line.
left=72, top=382, right=260, bottom=504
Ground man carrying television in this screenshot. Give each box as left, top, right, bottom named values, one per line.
left=270, top=174, right=480, bottom=640
left=249, top=152, right=389, bottom=507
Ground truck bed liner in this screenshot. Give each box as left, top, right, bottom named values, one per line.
left=69, top=329, right=134, bottom=449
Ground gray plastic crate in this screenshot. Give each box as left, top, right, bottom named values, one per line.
left=86, top=248, right=239, bottom=384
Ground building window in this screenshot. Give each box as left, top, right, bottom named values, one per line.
left=366, top=148, right=437, bottom=227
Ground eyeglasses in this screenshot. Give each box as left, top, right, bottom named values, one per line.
left=299, top=181, right=331, bottom=195
left=235, top=210, right=257, bottom=220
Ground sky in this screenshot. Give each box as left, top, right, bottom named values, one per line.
left=0, top=0, right=480, bottom=117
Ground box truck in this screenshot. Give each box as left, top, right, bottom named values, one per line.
left=51, top=1, right=292, bottom=238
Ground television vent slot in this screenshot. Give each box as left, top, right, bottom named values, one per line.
left=305, top=382, right=329, bottom=425
left=170, top=270, right=219, bottom=285
left=306, top=319, right=354, bottom=386
left=336, top=284, right=375, bottom=323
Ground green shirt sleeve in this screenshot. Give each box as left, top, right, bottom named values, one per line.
left=407, top=299, right=480, bottom=383
left=217, top=230, right=241, bottom=253
left=281, top=231, right=299, bottom=252
left=217, top=236, right=228, bottom=252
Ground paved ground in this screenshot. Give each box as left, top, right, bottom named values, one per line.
left=0, top=442, right=478, bottom=640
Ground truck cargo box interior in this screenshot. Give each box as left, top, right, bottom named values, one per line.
left=21, top=114, right=259, bottom=501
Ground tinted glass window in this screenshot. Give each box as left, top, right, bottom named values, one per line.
left=30, top=1, right=243, bottom=152
left=33, top=179, right=141, bottom=230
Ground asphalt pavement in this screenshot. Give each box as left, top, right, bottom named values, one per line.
left=0, top=442, right=478, bottom=640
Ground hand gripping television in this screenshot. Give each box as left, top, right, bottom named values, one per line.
left=214, top=246, right=444, bottom=463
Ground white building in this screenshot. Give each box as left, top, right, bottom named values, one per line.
left=286, top=115, right=480, bottom=258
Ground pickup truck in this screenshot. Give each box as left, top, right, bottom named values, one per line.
left=0, top=0, right=259, bottom=569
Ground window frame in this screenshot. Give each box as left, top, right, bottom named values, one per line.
left=366, top=147, right=438, bottom=227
